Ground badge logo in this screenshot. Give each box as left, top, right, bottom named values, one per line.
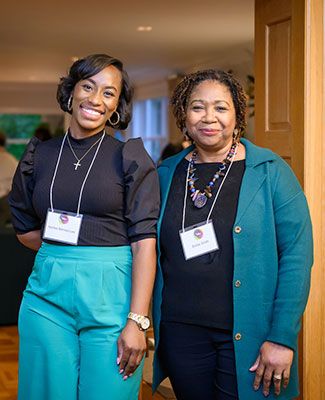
left=194, top=228, right=203, bottom=240
left=59, top=214, right=69, bottom=224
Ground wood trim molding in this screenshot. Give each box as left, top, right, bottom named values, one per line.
left=303, top=1, right=325, bottom=399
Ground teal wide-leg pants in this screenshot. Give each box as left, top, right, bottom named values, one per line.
left=18, top=243, right=144, bottom=400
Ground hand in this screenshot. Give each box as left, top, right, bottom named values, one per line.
left=249, top=341, right=294, bottom=397
left=117, top=320, right=147, bottom=380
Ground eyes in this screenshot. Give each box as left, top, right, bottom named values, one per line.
left=103, top=90, right=115, bottom=98
left=191, top=105, right=228, bottom=112
left=81, top=83, right=115, bottom=98
left=82, top=83, right=92, bottom=91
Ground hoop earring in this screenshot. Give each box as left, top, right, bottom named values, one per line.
left=109, top=111, right=120, bottom=126
left=67, top=95, right=73, bottom=112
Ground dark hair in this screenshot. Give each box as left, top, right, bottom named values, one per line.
left=56, top=54, right=133, bottom=130
left=0, top=131, right=6, bottom=147
left=160, top=143, right=183, bottom=161
left=34, top=126, right=52, bottom=141
left=171, top=69, right=247, bottom=137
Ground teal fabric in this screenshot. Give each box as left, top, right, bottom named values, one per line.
left=18, top=243, right=143, bottom=400
left=152, top=138, right=313, bottom=399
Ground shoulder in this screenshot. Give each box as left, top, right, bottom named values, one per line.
left=123, top=137, right=147, bottom=154
left=104, top=134, right=124, bottom=151
left=242, top=138, right=303, bottom=197
left=159, top=145, right=193, bottom=169
left=122, top=137, right=154, bottom=165
left=158, top=146, right=192, bottom=181
left=122, top=138, right=157, bottom=177
left=243, top=138, right=298, bottom=180
left=16, top=136, right=43, bottom=174
left=241, top=138, right=277, bottom=166
left=34, top=135, right=64, bottom=156
left=270, top=156, right=303, bottom=201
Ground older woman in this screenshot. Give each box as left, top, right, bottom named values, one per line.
left=9, top=54, right=160, bottom=400
left=152, top=70, right=313, bottom=399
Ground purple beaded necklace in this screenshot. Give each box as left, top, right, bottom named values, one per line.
left=188, top=142, right=237, bottom=208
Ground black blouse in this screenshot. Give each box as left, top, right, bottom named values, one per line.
left=9, top=131, right=160, bottom=246
left=160, top=158, right=245, bottom=330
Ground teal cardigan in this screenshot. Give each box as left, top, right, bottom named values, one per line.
left=152, top=138, right=313, bottom=399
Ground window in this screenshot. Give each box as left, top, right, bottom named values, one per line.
left=128, top=97, right=168, bottom=163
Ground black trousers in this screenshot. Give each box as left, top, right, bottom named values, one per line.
left=159, top=322, right=239, bottom=400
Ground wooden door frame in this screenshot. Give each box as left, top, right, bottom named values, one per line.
left=254, top=0, right=324, bottom=397
left=303, top=0, right=324, bottom=399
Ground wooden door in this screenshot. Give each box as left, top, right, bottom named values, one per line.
left=254, top=0, right=325, bottom=399
left=255, top=0, right=304, bottom=179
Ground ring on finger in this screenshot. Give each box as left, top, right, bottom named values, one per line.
left=273, top=374, right=282, bottom=381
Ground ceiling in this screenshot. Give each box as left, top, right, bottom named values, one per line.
left=0, top=0, right=254, bottom=86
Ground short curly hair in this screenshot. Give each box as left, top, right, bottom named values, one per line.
left=171, top=69, right=247, bottom=137
left=57, top=54, right=133, bottom=130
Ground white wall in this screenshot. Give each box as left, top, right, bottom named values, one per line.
left=0, top=82, right=63, bottom=115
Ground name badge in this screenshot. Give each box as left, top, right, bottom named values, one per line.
left=179, top=220, right=219, bottom=260
left=43, top=209, right=83, bottom=245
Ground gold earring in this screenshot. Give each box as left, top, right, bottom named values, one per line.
left=67, top=95, right=73, bottom=111
left=109, top=111, right=120, bottom=126
left=233, top=128, right=239, bottom=141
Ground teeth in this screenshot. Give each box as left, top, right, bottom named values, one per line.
left=82, top=107, right=102, bottom=115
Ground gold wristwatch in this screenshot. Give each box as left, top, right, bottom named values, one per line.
left=127, top=312, right=150, bottom=331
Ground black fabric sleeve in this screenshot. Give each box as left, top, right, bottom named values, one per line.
left=8, top=137, right=42, bottom=234
left=122, top=138, right=160, bottom=243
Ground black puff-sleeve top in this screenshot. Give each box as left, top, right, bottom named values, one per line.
left=9, top=131, right=160, bottom=246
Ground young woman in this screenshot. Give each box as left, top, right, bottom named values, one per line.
left=10, top=54, right=160, bottom=400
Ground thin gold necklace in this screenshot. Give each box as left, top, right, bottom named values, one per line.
left=66, top=132, right=104, bottom=170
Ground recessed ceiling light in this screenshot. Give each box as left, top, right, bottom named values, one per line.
left=137, top=26, right=152, bottom=32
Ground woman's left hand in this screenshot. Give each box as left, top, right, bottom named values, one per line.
left=249, top=341, right=294, bottom=396
left=117, top=320, right=147, bottom=380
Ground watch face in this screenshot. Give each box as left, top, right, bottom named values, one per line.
left=140, top=317, right=150, bottom=330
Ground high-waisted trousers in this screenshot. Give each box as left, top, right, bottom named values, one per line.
left=18, top=242, right=143, bottom=400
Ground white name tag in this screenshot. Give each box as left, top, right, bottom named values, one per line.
left=179, top=220, right=219, bottom=260
left=43, top=209, right=83, bottom=245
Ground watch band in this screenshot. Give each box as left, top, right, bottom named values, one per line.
left=127, top=312, right=150, bottom=331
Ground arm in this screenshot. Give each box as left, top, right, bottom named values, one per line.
left=17, top=230, right=42, bottom=251
left=9, top=137, right=42, bottom=240
left=251, top=160, right=313, bottom=396
left=118, top=139, right=160, bottom=378
left=117, top=237, right=157, bottom=379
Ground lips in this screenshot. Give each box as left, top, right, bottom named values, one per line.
left=80, top=105, right=104, bottom=118
left=199, top=129, right=220, bottom=135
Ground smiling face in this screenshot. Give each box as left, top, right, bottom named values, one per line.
left=185, top=80, right=237, bottom=155
left=69, top=65, right=122, bottom=138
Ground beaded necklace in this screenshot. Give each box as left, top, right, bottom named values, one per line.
left=188, top=142, right=237, bottom=208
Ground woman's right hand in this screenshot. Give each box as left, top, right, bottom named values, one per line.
left=117, top=320, right=147, bottom=380
left=249, top=341, right=294, bottom=396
